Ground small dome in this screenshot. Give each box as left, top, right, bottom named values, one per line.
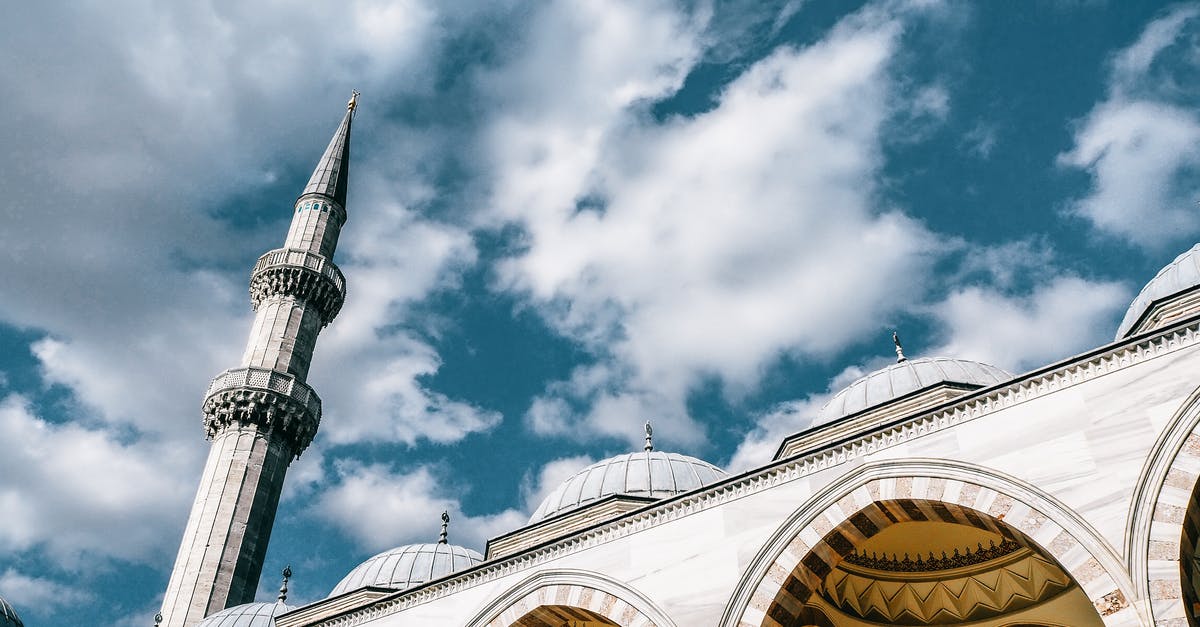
left=529, top=450, right=728, bottom=524
left=330, top=543, right=484, bottom=597
left=0, top=596, right=23, bottom=627
left=195, top=602, right=293, bottom=627
left=1117, top=243, right=1200, bottom=339
left=816, top=357, right=1011, bottom=426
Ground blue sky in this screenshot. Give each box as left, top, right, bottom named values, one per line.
left=2, top=1, right=1200, bottom=624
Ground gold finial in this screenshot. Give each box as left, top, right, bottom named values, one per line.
left=347, top=90, right=361, bottom=112
left=644, top=421, right=654, bottom=452
left=439, top=511, right=450, bottom=544
left=892, top=331, right=907, bottom=363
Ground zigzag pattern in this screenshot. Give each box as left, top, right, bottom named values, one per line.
left=826, top=552, right=1072, bottom=624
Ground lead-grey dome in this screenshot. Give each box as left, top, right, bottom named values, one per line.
left=0, top=596, right=22, bottom=627
left=1117, top=243, right=1200, bottom=339
left=195, top=602, right=293, bottom=627
left=530, top=450, right=727, bottom=524
left=816, top=357, right=1011, bottom=426
left=330, top=543, right=484, bottom=597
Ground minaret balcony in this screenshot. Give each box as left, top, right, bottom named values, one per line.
left=249, top=247, right=346, bottom=326
left=201, top=366, right=322, bottom=457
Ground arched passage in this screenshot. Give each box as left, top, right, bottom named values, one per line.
left=724, top=465, right=1138, bottom=627
left=465, top=569, right=676, bottom=627
left=765, top=498, right=1103, bottom=625
left=1126, top=384, right=1200, bottom=626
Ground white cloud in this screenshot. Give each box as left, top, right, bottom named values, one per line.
left=1110, top=4, right=1200, bottom=95
left=1060, top=5, right=1200, bottom=248
left=0, top=568, right=92, bottom=616
left=0, top=395, right=189, bottom=563
left=1059, top=101, right=1200, bottom=247
left=312, top=194, right=502, bottom=445
left=488, top=3, right=944, bottom=448
left=726, top=397, right=824, bottom=472
left=519, top=455, right=595, bottom=514
left=930, top=276, right=1130, bottom=372
left=311, top=462, right=525, bottom=554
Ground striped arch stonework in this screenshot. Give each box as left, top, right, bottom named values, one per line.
left=739, top=476, right=1137, bottom=627
left=1145, top=428, right=1200, bottom=626
left=485, top=583, right=658, bottom=627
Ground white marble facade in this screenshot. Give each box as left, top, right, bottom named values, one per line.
left=272, top=281, right=1200, bottom=626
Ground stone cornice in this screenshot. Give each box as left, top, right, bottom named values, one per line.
left=250, top=248, right=346, bottom=326
left=201, top=367, right=322, bottom=458
left=305, top=317, right=1200, bottom=626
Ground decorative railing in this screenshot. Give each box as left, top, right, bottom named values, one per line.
left=201, top=367, right=322, bottom=456
left=253, top=247, right=345, bottom=294
left=204, top=367, right=321, bottom=417
left=249, top=248, right=346, bottom=325
left=843, top=539, right=1021, bottom=573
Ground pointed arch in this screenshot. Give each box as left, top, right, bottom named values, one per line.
left=465, top=569, right=677, bottom=627
left=719, top=458, right=1142, bottom=627
left=1126, top=383, right=1200, bottom=625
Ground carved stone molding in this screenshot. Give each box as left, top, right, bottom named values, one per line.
left=312, top=320, right=1200, bottom=626
left=201, top=367, right=322, bottom=457
left=249, top=248, right=346, bottom=326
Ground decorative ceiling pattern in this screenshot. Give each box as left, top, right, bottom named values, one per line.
left=823, top=548, right=1073, bottom=625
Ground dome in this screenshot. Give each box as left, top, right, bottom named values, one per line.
left=1117, top=242, right=1200, bottom=339
left=0, top=596, right=22, bottom=627
left=330, top=543, right=484, bottom=597
left=816, top=357, right=1011, bottom=426
left=529, top=450, right=728, bottom=524
left=195, top=602, right=293, bottom=627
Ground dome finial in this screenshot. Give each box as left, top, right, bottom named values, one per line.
left=892, top=331, right=907, bottom=363
left=347, top=90, right=360, bottom=113
left=644, top=421, right=654, bottom=452
left=154, top=612, right=163, bottom=626
left=278, top=565, right=292, bottom=602
left=439, top=511, right=450, bottom=544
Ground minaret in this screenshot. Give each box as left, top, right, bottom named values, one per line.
left=159, top=93, right=358, bottom=627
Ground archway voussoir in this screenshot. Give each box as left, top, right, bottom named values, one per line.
left=764, top=562, right=790, bottom=588
left=875, top=477, right=898, bottom=499
left=894, top=476, right=914, bottom=498
left=615, top=599, right=638, bottom=623
left=1081, top=571, right=1120, bottom=600
left=739, top=609, right=765, bottom=627
left=1150, top=596, right=1185, bottom=625
left=811, top=513, right=835, bottom=537
left=924, top=476, right=947, bottom=501
left=850, top=485, right=874, bottom=511
left=972, top=486, right=999, bottom=513
left=1165, top=467, right=1200, bottom=491
left=865, top=478, right=882, bottom=501
left=1153, top=501, right=1186, bottom=524
left=1046, top=529, right=1080, bottom=560
left=911, top=475, right=931, bottom=499
left=1155, top=484, right=1192, bottom=510
left=1148, top=539, right=1178, bottom=560
left=956, top=482, right=982, bottom=509
left=941, top=479, right=965, bottom=505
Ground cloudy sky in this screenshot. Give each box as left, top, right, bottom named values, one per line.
left=2, top=1, right=1199, bottom=624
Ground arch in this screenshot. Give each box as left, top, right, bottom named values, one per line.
left=720, top=459, right=1141, bottom=627
left=465, top=569, right=677, bottom=627
left=1127, top=384, right=1200, bottom=625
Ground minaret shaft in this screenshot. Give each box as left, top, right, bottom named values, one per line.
left=160, top=427, right=290, bottom=623
left=160, top=102, right=354, bottom=627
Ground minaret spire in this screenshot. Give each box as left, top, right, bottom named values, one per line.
left=160, top=95, right=358, bottom=627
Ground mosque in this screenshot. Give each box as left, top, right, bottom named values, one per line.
left=4, top=95, right=1200, bottom=627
